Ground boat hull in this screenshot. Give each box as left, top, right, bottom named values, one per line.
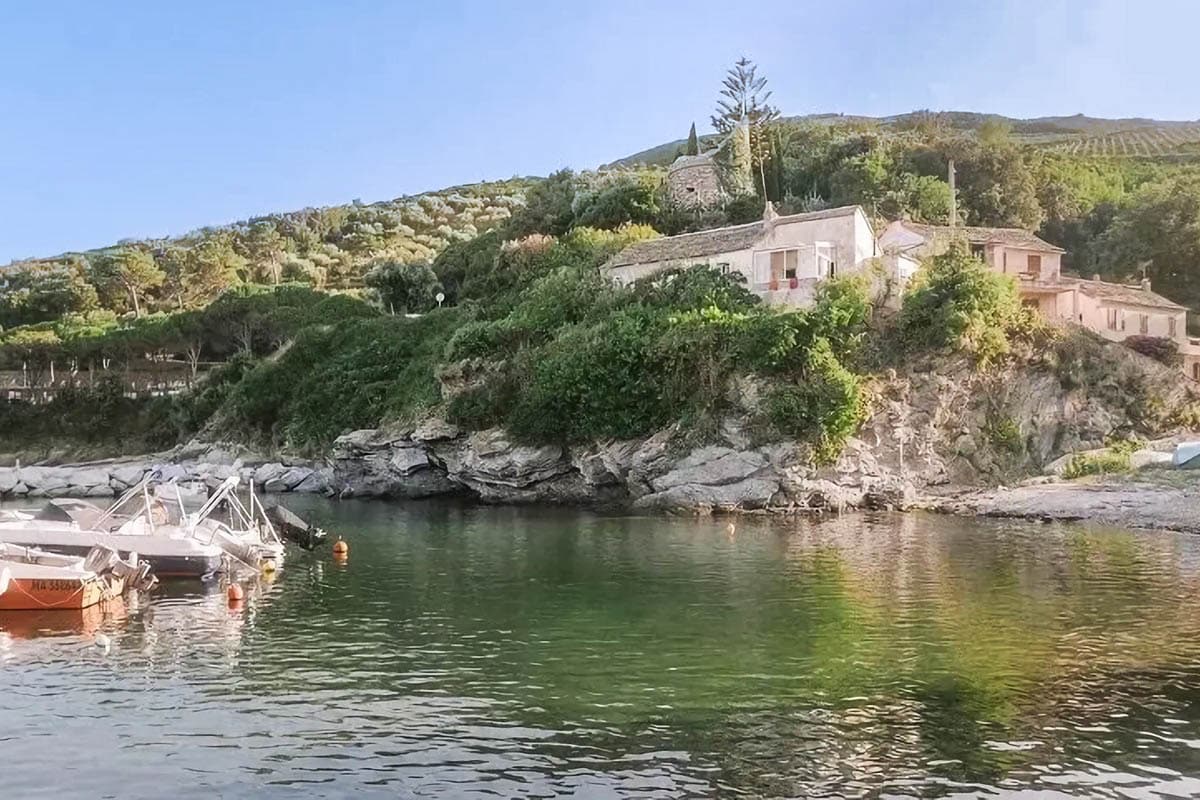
left=0, top=569, right=124, bottom=611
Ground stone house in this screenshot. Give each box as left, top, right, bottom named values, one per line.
left=665, top=120, right=753, bottom=209
left=879, top=220, right=1200, bottom=379
left=603, top=204, right=909, bottom=308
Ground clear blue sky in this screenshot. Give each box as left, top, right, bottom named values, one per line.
left=2, top=0, right=1197, bottom=263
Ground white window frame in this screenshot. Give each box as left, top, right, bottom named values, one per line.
left=815, top=242, right=837, bottom=278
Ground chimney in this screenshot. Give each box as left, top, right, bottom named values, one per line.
left=1092, top=273, right=1101, bottom=282
left=1141, top=276, right=1152, bottom=291
left=947, top=159, right=957, bottom=229
left=763, top=200, right=779, bottom=225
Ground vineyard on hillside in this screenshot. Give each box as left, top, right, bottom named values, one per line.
left=1051, top=125, right=1200, bottom=157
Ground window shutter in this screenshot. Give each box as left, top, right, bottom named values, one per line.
left=753, top=251, right=770, bottom=285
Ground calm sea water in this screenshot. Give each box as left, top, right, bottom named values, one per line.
left=5, top=501, right=1200, bottom=798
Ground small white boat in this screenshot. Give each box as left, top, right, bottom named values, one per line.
left=0, top=473, right=284, bottom=579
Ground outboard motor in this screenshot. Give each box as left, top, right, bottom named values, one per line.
left=264, top=503, right=328, bottom=551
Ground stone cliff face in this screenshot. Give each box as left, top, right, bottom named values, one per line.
left=325, top=349, right=1195, bottom=514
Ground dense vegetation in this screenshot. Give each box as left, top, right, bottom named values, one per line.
left=6, top=61, right=1200, bottom=464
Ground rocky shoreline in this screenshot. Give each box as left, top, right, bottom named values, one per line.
left=932, top=475, right=1200, bottom=535
left=4, top=426, right=1200, bottom=535
left=4, top=345, right=1199, bottom=534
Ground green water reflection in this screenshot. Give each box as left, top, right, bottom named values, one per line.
left=5, top=503, right=1200, bottom=798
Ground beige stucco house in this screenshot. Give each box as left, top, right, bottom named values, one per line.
left=604, top=205, right=910, bottom=308
left=880, top=220, right=1200, bottom=379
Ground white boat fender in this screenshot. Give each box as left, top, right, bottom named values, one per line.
left=94, top=633, right=111, bottom=653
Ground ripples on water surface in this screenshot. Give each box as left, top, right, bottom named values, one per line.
left=6, top=503, right=1200, bottom=797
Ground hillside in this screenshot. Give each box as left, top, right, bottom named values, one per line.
left=610, top=111, right=1200, bottom=167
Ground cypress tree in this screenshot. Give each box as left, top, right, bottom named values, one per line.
left=685, top=123, right=699, bottom=156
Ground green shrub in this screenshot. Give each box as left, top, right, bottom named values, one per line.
left=762, top=338, right=866, bottom=463
left=899, top=246, right=1036, bottom=365
left=0, top=376, right=177, bottom=456
left=446, top=375, right=518, bottom=430
left=1123, top=335, right=1181, bottom=367
left=445, top=320, right=504, bottom=361
left=507, top=310, right=670, bottom=443
left=1061, top=440, right=1138, bottom=479
left=984, top=415, right=1023, bottom=454
left=220, top=309, right=465, bottom=449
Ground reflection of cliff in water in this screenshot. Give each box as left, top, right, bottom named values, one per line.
left=678, top=513, right=1200, bottom=797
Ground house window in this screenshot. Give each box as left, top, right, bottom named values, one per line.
left=769, top=250, right=785, bottom=281
left=815, top=243, right=837, bottom=278
left=716, top=262, right=731, bottom=275
left=1140, top=314, right=1149, bottom=334
left=769, top=249, right=800, bottom=281
left=1171, top=317, right=1178, bottom=337
left=1002, top=251, right=1008, bottom=272
left=1194, top=362, right=1200, bottom=381
left=969, top=243, right=986, bottom=260
left=1027, top=254, right=1042, bottom=278
left=1106, top=308, right=1119, bottom=331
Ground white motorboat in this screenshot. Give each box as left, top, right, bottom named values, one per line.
left=0, top=473, right=284, bottom=579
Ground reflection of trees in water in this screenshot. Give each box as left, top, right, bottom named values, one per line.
left=108, top=501, right=1200, bottom=797
left=694, top=513, right=1200, bottom=796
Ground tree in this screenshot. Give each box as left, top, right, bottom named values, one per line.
left=363, top=259, right=442, bottom=314
left=953, top=141, right=1043, bottom=229
left=242, top=220, right=286, bottom=284
left=1094, top=174, right=1200, bottom=307
left=978, top=118, right=1013, bottom=147
left=505, top=169, right=578, bottom=238
left=0, top=257, right=99, bottom=328
left=710, top=57, right=780, bottom=134
left=166, top=310, right=208, bottom=382
left=712, top=57, right=780, bottom=198
left=1, top=328, right=63, bottom=386
left=162, top=235, right=245, bottom=309
left=685, top=123, right=700, bottom=156
left=899, top=245, right=1034, bottom=365
left=91, top=247, right=164, bottom=317
left=571, top=172, right=661, bottom=230
left=829, top=148, right=894, bottom=210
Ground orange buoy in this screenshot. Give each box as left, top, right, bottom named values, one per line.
left=332, top=538, right=349, bottom=557
left=226, top=583, right=245, bottom=603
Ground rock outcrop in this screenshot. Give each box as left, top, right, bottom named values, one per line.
left=0, top=450, right=334, bottom=501
left=324, top=424, right=917, bottom=514
left=319, top=348, right=1195, bottom=514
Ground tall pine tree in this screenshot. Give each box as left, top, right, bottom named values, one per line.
left=711, top=58, right=780, bottom=199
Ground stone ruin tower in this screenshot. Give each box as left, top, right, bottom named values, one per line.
left=665, top=119, right=753, bottom=210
